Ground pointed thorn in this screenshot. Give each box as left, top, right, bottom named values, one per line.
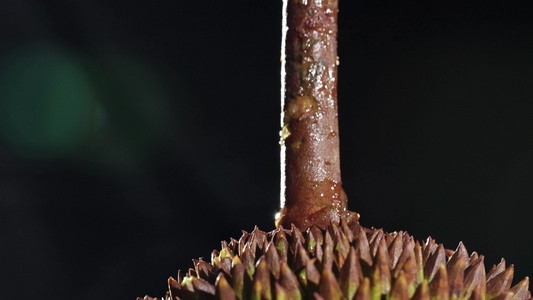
left=412, top=280, right=430, bottom=300
left=487, top=258, right=507, bottom=282
left=487, top=264, right=514, bottom=297
left=279, top=261, right=302, bottom=300
left=318, top=267, right=342, bottom=300
left=215, top=273, right=236, bottom=300
left=353, top=277, right=371, bottom=300
left=389, top=270, right=410, bottom=300
left=339, top=246, right=362, bottom=299
left=446, top=243, right=467, bottom=297
left=462, top=256, right=486, bottom=300
left=424, top=244, right=446, bottom=281
left=191, top=277, right=216, bottom=296
left=509, top=276, right=529, bottom=300
left=429, top=264, right=449, bottom=300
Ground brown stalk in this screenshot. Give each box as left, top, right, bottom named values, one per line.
left=276, top=0, right=357, bottom=230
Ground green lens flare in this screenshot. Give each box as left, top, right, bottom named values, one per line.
left=0, top=44, right=97, bottom=160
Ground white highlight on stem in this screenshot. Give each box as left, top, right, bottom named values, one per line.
left=280, top=0, right=288, bottom=210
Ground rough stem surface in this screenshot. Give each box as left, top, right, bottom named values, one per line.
left=276, top=0, right=356, bottom=230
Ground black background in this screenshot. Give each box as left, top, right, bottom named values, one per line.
left=1, top=1, right=533, bottom=299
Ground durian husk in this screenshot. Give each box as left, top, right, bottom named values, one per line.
left=139, top=219, right=530, bottom=300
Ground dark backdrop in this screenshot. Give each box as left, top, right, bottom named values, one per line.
left=1, top=1, right=532, bottom=299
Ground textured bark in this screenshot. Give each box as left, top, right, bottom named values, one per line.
left=276, top=0, right=357, bottom=230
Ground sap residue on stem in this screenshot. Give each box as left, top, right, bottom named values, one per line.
left=280, top=125, right=291, bottom=146
left=284, top=95, right=318, bottom=123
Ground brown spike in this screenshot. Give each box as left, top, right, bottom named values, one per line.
left=263, top=237, right=270, bottom=257
left=293, top=241, right=310, bottom=271
left=389, top=270, right=410, bottom=300
left=239, top=231, right=249, bottom=256
left=323, top=230, right=335, bottom=271
left=274, top=282, right=288, bottom=300
left=291, top=223, right=305, bottom=250
left=413, top=241, right=424, bottom=283
left=177, top=269, right=185, bottom=284
left=339, top=246, right=363, bottom=299
left=393, top=241, right=415, bottom=280
left=181, top=275, right=195, bottom=293
left=337, top=227, right=350, bottom=257
left=386, top=231, right=397, bottom=247
left=229, top=238, right=239, bottom=253
left=328, top=222, right=341, bottom=240
left=424, top=244, right=446, bottom=281
left=251, top=226, right=267, bottom=243
left=468, top=252, right=479, bottom=267
left=306, top=258, right=321, bottom=287
left=279, top=261, right=302, bottom=300
left=253, top=257, right=272, bottom=299
left=509, top=277, right=529, bottom=300
left=469, top=285, right=483, bottom=300
left=309, top=225, right=324, bottom=244
left=369, top=229, right=384, bottom=258
left=356, top=225, right=373, bottom=267
left=487, top=258, right=507, bottom=282
left=389, top=232, right=405, bottom=270
left=195, top=259, right=215, bottom=282
left=309, top=225, right=324, bottom=262
left=422, top=237, right=437, bottom=265
left=273, top=229, right=289, bottom=263
left=318, top=267, right=342, bottom=300
left=191, top=277, right=216, bottom=296
left=247, top=233, right=259, bottom=256
left=265, top=241, right=281, bottom=280
left=446, top=243, right=467, bottom=297
left=221, top=241, right=235, bottom=259
left=168, top=277, right=181, bottom=300
left=215, top=273, right=236, bottom=300
left=400, top=255, right=419, bottom=295
left=412, top=280, right=430, bottom=300
left=307, top=229, right=317, bottom=255
left=212, top=250, right=221, bottom=266
left=349, top=221, right=361, bottom=238
left=231, top=256, right=245, bottom=299
left=429, top=264, right=449, bottom=300
left=462, top=256, right=486, bottom=300
left=367, top=228, right=380, bottom=244
left=449, top=242, right=469, bottom=265
left=372, top=238, right=391, bottom=295
left=353, top=277, right=371, bottom=300
left=241, top=244, right=256, bottom=279
left=340, top=218, right=354, bottom=243
left=250, top=279, right=262, bottom=300
left=487, top=264, right=514, bottom=298
left=217, top=257, right=233, bottom=276
left=334, top=232, right=348, bottom=269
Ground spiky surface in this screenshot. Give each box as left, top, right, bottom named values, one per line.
left=139, top=220, right=530, bottom=300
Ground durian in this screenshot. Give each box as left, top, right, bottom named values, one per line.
left=139, top=0, right=530, bottom=299
left=139, top=219, right=530, bottom=300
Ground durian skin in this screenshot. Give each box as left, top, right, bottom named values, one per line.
left=139, top=220, right=531, bottom=300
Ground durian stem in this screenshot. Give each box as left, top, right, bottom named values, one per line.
left=276, top=0, right=356, bottom=230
